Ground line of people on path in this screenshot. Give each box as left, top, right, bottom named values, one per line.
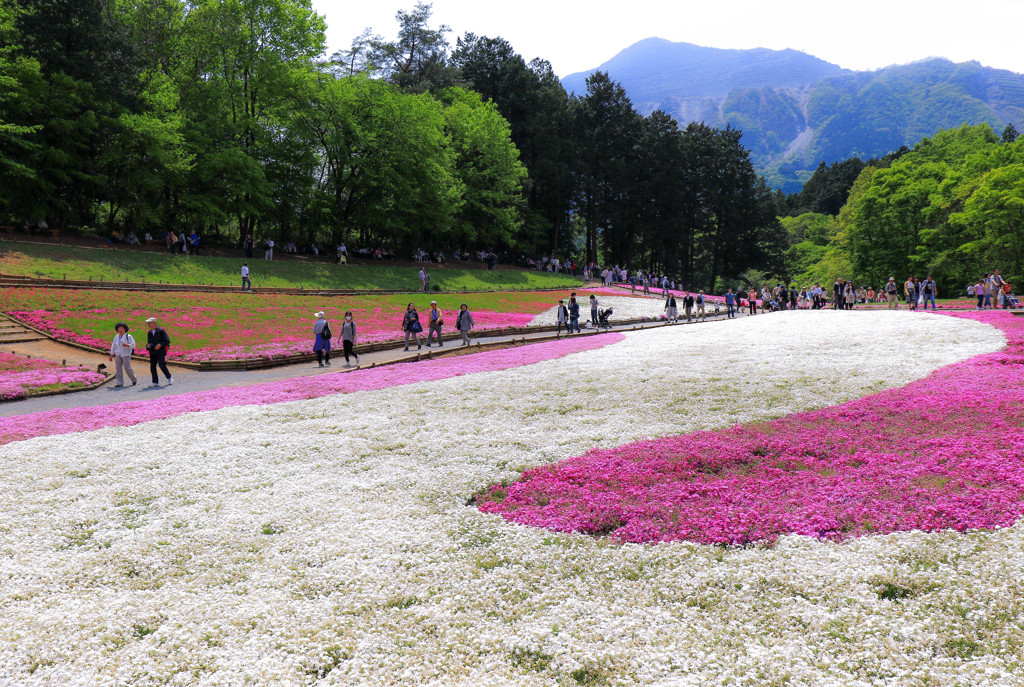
left=310, top=301, right=477, bottom=368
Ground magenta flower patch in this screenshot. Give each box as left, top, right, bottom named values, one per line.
left=0, top=333, right=623, bottom=445
left=478, top=312, right=1024, bottom=545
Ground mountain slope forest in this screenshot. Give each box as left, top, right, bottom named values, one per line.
left=779, top=124, right=1024, bottom=295
left=0, top=1, right=783, bottom=291
left=564, top=38, right=1024, bottom=192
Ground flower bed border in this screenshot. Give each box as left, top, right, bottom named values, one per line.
left=2, top=309, right=726, bottom=371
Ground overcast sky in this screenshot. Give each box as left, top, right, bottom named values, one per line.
left=312, top=0, right=1024, bottom=77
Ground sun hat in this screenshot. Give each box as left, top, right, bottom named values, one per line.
left=314, top=311, right=325, bottom=318
left=145, top=317, right=158, bottom=323
left=114, top=322, right=129, bottom=332
left=430, top=300, right=437, bottom=305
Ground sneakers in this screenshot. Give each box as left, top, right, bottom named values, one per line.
left=355, top=355, right=360, bottom=364
left=403, top=347, right=409, bottom=352
left=344, top=362, right=351, bottom=368
left=131, top=380, right=137, bottom=386
left=166, top=377, right=173, bottom=386
left=325, top=361, right=331, bottom=367
left=318, top=362, right=325, bottom=368
left=114, top=384, right=124, bottom=388
left=148, top=383, right=160, bottom=388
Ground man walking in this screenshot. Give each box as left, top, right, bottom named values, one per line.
left=885, top=277, right=898, bottom=309
left=725, top=289, right=736, bottom=319
left=241, top=263, right=251, bottom=292
left=426, top=300, right=444, bottom=347
left=144, top=317, right=173, bottom=387
left=244, top=234, right=254, bottom=259
left=264, top=238, right=274, bottom=261
left=920, top=275, right=938, bottom=310
left=589, top=294, right=599, bottom=329
left=991, top=269, right=1006, bottom=308
left=683, top=292, right=695, bottom=321
left=696, top=291, right=706, bottom=319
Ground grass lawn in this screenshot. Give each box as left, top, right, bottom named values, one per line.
left=0, top=287, right=587, bottom=362
left=0, top=242, right=582, bottom=292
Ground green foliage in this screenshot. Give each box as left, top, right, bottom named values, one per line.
left=786, top=124, right=1024, bottom=290
left=0, top=242, right=581, bottom=291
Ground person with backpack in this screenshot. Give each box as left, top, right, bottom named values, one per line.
left=920, top=275, right=938, bottom=310
left=885, top=277, right=899, bottom=309
left=341, top=311, right=359, bottom=367
left=456, top=303, right=475, bottom=345
left=556, top=299, right=569, bottom=334
left=144, top=317, right=173, bottom=387
left=426, top=300, right=444, bottom=347
left=313, top=311, right=332, bottom=367
left=108, top=322, right=137, bottom=387
left=696, top=291, right=706, bottom=319
left=402, top=303, right=423, bottom=351
left=991, top=269, right=1006, bottom=308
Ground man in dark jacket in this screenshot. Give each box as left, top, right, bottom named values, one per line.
left=145, top=317, right=173, bottom=387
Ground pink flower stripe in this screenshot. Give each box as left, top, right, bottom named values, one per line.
left=8, top=308, right=538, bottom=363
left=0, top=352, right=106, bottom=400
left=478, top=312, right=1024, bottom=545
left=0, top=333, right=624, bottom=445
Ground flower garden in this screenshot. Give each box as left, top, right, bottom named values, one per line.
left=0, top=351, right=106, bottom=400
left=0, top=287, right=658, bottom=363
left=2, top=309, right=1023, bottom=685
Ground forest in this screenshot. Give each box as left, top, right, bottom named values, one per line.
left=777, top=123, right=1024, bottom=294
left=0, top=0, right=783, bottom=292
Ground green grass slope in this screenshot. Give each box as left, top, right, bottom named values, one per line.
left=0, top=243, right=582, bottom=292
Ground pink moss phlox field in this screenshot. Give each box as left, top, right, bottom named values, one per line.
left=0, top=333, right=624, bottom=445
left=478, top=312, right=1024, bottom=545
left=0, top=352, right=106, bottom=400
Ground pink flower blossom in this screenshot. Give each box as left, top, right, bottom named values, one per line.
left=478, top=312, right=1024, bottom=545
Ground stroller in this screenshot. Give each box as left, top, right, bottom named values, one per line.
left=597, top=307, right=614, bottom=328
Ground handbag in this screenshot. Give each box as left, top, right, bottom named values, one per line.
left=321, top=322, right=332, bottom=339
left=410, top=319, right=423, bottom=333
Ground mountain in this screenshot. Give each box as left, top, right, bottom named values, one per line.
left=563, top=40, right=1024, bottom=192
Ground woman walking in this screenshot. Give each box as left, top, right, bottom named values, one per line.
left=108, top=322, right=137, bottom=387
left=341, top=311, right=359, bottom=367
left=844, top=281, right=856, bottom=310
left=313, top=311, right=332, bottom=367
left=456, top=303, right=475, bottom=346
left=403, top=303, right=423, bottom=351
left=665, top=294, right=678, bottom=322
left=568, top=297, right=580, bottom=333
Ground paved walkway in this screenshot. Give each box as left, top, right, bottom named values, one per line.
left=0, top=307, right=747, bottom=417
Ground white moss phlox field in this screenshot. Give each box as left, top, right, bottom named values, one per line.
left=1, top=312, right=1018, bottom=686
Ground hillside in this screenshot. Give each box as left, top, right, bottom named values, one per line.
left=564, top=40, right=1024, bottom=191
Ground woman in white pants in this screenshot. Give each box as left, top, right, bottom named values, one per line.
left=108, top=322, right=137, bottom=387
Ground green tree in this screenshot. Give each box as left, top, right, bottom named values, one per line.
left=366, top=3, right=460, bottom=93
left=437, top=87, right=527, bottom=248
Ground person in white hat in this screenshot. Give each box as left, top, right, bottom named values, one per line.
left=426, top=300, right=444, bottom=347
left=144, top=317, right=173, bottom=387
left=313, top=311, right=332, bottom=367
left=108, top=322, right=137, bottom=387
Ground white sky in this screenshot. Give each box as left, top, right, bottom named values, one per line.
left=313, top=0, right=1024, bottom=77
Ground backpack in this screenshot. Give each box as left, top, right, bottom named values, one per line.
left=321, top=322, right=332, bottom=339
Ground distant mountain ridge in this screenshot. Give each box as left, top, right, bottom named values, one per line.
left=563, top=39, right=1024, bottom=192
